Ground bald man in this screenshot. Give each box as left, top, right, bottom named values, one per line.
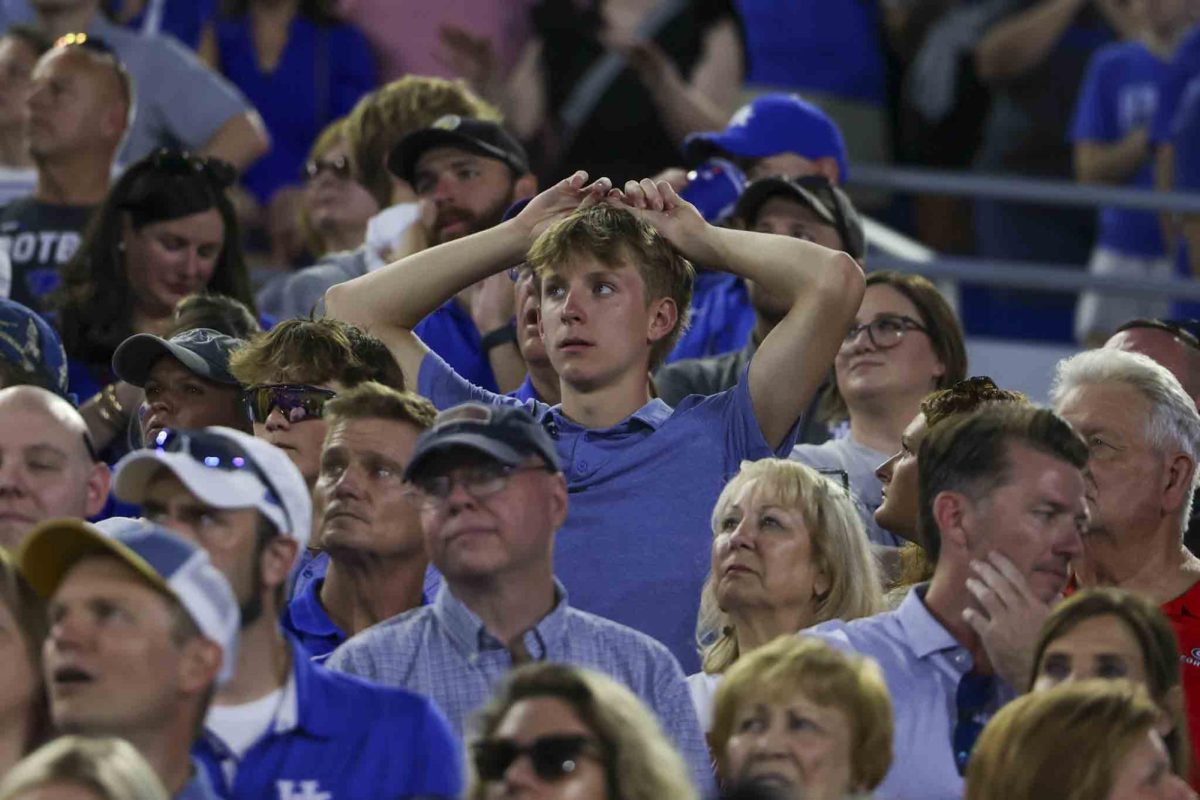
left=0, top=385, right=110, bottom=550
left=1106, top=320, right=1200, bottom=409
left=0, top=37, right=130, bottom=312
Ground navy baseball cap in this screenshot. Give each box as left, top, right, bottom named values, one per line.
left=112, top=327, right=243, bottom=388
left=734, top=175, right=865, bottom=261
left=404, top=402, right=560, bottom=480
left=388, top=115, right=530, bottom=184
left=0, top=298, right=69, bottom=397
left=683, top=94, right=850, bottom=184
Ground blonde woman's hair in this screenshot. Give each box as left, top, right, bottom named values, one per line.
left=697, top=459, right=883, bottom=674
left=711, top=635, right=894, bottom=794
left=966, top=680, right=1162, bottom=800
left=0, top=736, right=168, bottom=800
left=467, top=663, right=698, bottom=800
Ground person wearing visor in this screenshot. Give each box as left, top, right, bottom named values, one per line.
left=655, top=174, right=865, bottom=407
left=327, top=401, right=714, bottom=796
left=111, top=425, right=461, bottom=800
left=17, top=518, right=238, bottom=800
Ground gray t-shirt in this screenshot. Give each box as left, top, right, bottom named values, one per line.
left=791, top=434, right=902, bottom=547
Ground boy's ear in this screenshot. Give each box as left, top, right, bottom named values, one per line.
left=646, top=297, right=678, bottom=344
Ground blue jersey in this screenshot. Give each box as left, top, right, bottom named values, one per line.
left=1070, top=40, right=1168, bottom=257
left=414, top=299, right=499, bottom=393
left=665, top=271, right=755, bottom=364
left=1152, top=24, right=1200, bottom=144
left=1169, top=68, right=1200, bottom=319
left=195, top=638, right=462, bottom=800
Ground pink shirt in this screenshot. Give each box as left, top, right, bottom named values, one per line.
left=335, top=0, right=534, bottom=81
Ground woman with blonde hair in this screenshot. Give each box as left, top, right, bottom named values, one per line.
left=0, top=736, right=168, bottom=800
left=467, top=662, right=697, bottom=800
left=711, top=635, right=894, bottom=800
left=689, top=458, right=883, bottom=729
left=0, top=552, right=49, bottom=779
left=966, top=681, right=1194, bottom=800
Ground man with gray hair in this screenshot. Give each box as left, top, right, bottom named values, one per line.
left=1051, top=347, right=1200, bottom=769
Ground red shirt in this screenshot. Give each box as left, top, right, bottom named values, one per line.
left=1161, top=580, right=1200, bottom=786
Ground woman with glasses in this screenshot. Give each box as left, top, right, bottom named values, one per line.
left=467, top=662, right=698, bottom=800
left=1029, top=588, right=1193, bottom=783
left=688, top=457, right=883, bottom=731
left=792, top=271, right=966, bottom=548
left=297, top=118, right=379, bottom=260
left=966, top=681, right=1195, bottom=800
left=710, top=635, right=893, bottom=800
left=54, top=148, right=255, bottom=407
left=0, top=552, right=50, bottom=781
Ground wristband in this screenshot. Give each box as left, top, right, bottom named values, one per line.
left=480, top=324, right=518, bottom=352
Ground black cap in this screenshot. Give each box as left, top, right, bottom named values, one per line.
left=404, top=402, right=560, bottom=480
left=387, top=115, right=530, bottom=184
left=734, top=176, right=865, bottom=261
left=111, top=327, right=243, bottom=388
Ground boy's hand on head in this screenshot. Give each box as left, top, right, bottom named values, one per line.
left=514, top=171, right=612, bottom=241
left=608, top=178, right=715, bottom=263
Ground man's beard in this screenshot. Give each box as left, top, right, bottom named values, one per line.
left=433, top=190, right=515, bottom=244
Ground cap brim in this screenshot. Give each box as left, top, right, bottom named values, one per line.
left=18, top=518, right=171, bottom=600
left=734, top=177, right=838, bottom=228
left=387, top=128, right=521, bottom=183
left=683, top=130, right=779, bottom=164
left=114, top=449, right=279, bottom=516
left=112, top=334, right=232, bottom=388
left=404, top=432, right=527, bottom=481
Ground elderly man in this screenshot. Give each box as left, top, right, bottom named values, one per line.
left=807, top=405, right=1090, bottom=799
left=19, top=518, right=238, bottom=799
left=0, top=384, right=108, bottom=549
left=327, top=402, right=714, bottom=795
left=112, top=425, right=461, bottom=800
left=1051, top=347, right=1200, bottom=775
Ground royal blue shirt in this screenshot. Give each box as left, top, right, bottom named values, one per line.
left=1151, top=24, right=1200, bottom=144
left=120, top=0, right=217, bottom=49
left=419, top=350, right=800, bottom=672
left=215, top=15, right=375, bottom=203
left=195, top=637, right=462, bottom=800
left=665, top=271, right=755, bottom=364
left=509, top=374, right=542, bottom=402
left=415, top=299, right=499, bottom=393
left=281, top=577, right=345, bottom=663
left=1170, top=74, right=1200, bottom=319
left=1070, top=41, right=1168, bottom=258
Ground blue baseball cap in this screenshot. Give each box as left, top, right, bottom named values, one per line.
left=18, top=517, right=240, bottom=684
left=0, top=298, right=69, bottom=397
left=683, top=94, right=850, bottom=184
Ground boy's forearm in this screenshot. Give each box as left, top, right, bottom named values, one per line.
left=703, top=225, right=849, bottom=301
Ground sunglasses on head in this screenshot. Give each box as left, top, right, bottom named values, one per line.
left=144, top=148, right=237, bottom=190
left=472, top=735, right=603, bottom=783
left=303, top=155, right=352, bottom=181
left=244, top=384, right=337, bottom=425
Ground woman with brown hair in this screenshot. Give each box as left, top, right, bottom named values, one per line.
left=793, top=271, right=966, bottom=548
left=0, top=552, right=49, bottom=780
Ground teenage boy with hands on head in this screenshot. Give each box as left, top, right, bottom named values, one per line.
left=326, top=171, right=865, bottom=670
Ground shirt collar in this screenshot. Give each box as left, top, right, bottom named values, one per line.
left=287, top=578, right=343, bottom=639
left=179, top=757, right=222, bottom=800
left=547, top=398, right=672, bottom=433
left=896, top=584, right=963, bottom=659
left=433, top=579, right=572, bottom=660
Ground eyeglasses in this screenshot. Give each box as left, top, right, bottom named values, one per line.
left=303, top=155, right=352, bottom=181
left=952, top=670, right=996, bottom=775
left=472, top=735, right=603, bottom=783
left=144, top=149, right=237, bottom=190
left=842, top=314, right=928, bottom=350
left=244, top=384, right=337, bottom=425
left=410, top=463, right=554, bottom=509
left=150, top=428, right=290, bottom=528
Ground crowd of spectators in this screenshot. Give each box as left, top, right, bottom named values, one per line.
left=6, top=2, right=1200, bottom=800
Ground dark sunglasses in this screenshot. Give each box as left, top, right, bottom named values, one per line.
left=150, top=428, right=290, bottom=526
left=472, top=735, right=602, bottom=783
left=144, top=148, right=237, bottom=189
left=304, top=155, right=352, bottom=181
left=244, top=384, right=337, bottom=425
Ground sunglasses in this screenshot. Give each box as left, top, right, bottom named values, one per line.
left=304, top=155, right=352, bottom=181
left=472, top=735, right=603, bottom=783
left=145, top=148, right=237, bottom=189
left=244, top=384, right=337, bottom=425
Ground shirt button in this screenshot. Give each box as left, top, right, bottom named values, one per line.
left=578, top=461, right=588, bottom=470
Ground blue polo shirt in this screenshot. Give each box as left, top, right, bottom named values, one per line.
left=419, top=350, right=800, bottom=672
left=1151, top=25, right=1200, bottom=144
left=509, top=374, right=543, bottom=402
left=414, top=298, right=498, bottom=392
left=666, top=271, right=755, bottom=364
left=1070, top=41, right=1168, bottom=258
left=194, top=638, right=462, bottom=800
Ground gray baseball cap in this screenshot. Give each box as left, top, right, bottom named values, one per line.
left=112, top=327, right=243, bottom=387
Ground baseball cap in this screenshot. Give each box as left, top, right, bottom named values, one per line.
left=404, top=402, right=560, bottom=480
left=0, top=298, right=69, bottom=397
left=683, top=94, right=850, bottom=184
left=734, top=175, right=865, bottom=261
left=18, top=517, right=240, bottom=684
left=112, top=327, right=243, bottom=388
left=388, top=115, right=530, bottom=184
left=112, top=426, right=311, bottom=550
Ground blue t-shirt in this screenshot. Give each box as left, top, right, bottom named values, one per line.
left=1170, top=72, right=1200, bottom=319
left=414, top=299, right=499, bottom=392
left=1152, top=24, right=1200, bottom=144
left=120, top=0, right=218, bottom=50
left=735, top=0, right=887, bottom=104
left=419, top=350, right=800, bottom=672
left=195, top=637, right=462, bottom=800
left=215, top=15, right=376, bottom=203
left=1069, top=40, right=1168, bottom=257
left=666, top=271, right=755, bottom=364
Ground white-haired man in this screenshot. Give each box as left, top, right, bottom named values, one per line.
left=1051, top=347, right=1200, bottom=773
